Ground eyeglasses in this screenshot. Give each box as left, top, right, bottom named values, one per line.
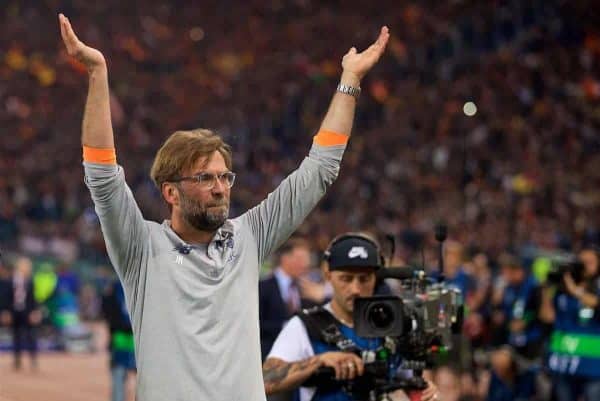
left=173, top=171, right=236, bottom=190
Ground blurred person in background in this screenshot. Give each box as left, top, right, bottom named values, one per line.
left=260, top=237, right=322, bottom=362
left=9, top=255, right=41, bottom=370
left=463, top=251, right=493, bottom=351
left=442, top=241, right=474, bottom=375
left=486, top=254, right=547, bottom=400
left=490, top=253, right=544, bottom=360
left=0, top=255, right=12, bottom=328
left=485, top=346, right=539, bottom=401
left=102, top=279, right=136, bottom=401
left=263, top=233, right=439, bottom=401
left=443, top=242, right=474, bottom=301
left=59, top=12, right=389, bottom=401
left=540, top=247, right=600, bottom=401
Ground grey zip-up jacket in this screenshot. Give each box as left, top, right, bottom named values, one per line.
left=84, top=138, right=346, bottom=401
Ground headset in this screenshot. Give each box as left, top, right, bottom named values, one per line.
left=323, top=232, right=386, bottom=268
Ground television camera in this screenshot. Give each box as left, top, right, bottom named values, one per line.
left=307, top=225, right=464, bottom=401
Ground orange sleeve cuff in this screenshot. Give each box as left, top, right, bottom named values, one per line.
left=83, top=146, right=117, bottom=165
left=313, top=130, right=349, bottom=147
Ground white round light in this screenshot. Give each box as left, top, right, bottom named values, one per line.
left=463, top=101, right=477, bottom=117
left=189, top=27, right=205, bottom=42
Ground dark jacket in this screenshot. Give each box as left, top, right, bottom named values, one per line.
left=8, top=277, right=37, bottom=314
left=259, top=275, right=317, bottom=360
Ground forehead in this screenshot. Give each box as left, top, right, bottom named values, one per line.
left=290, top=246, right=310, bottom=255
left=580, top=250, right=597, bottom=260
left=187, top=151, right=227, bottom=174
left=501, top=266, right=522, bottom=275
left=332, top=268, right=377, bottom=276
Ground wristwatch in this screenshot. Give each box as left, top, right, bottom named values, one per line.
left=337, top=83, right=361, bottom=99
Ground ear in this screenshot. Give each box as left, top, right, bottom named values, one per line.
left=162, top=182, right=180, bottom=208
left=321, top=261, right=331, bottom=281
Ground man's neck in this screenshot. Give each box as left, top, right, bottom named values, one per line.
left=278, top=265, right=296, bottom=279
left=170, top=216, right=216, bottom=244
left=330, top=300, right=353, bottom=327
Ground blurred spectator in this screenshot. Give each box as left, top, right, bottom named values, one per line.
left=490, top=253, right=544, bottom=360
left=102, top=279, right=136, bottom=401
left=443, top=240, right=475, bottom=371
left=486, top=346, right=539, bottom=401
left=259, top=238, right=320, bottom=362
left=540, top=248, right=600, bottom=401
left=0, top=257, right=12, bottom=327
left=9, top=255, right=40, bottom=370
left=444, top=241, right=474, bottom=303
left=79, top=282, right=101, bottom=321
left=463, top=252, right=492, bottom=348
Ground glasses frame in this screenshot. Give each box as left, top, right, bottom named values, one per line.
left=172, top=171, right=236, bottom=190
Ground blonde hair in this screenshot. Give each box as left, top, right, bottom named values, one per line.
left=150, top=129, right=232, bottom=190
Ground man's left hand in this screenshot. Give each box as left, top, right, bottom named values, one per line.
left=341, top=26, right=390, bottom=82
left=563, top=273, right=582, bottom=298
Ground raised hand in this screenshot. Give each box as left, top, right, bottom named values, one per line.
left=341, top=26, right=390, bottom=81
left=59, top=13, right=106, bottom=71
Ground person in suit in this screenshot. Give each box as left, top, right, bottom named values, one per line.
left=260, top=238, right=324, bottom=361
left=9, top=256, right=41, bottom=370
left=0, top=256, right=12, bottom=328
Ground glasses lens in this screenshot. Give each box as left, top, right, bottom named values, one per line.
left=198, top=173, right=215, bottom=188
left=223, top=172, right=236, bottom=188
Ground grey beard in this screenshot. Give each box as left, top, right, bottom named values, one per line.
left=183, top=206, right=229, bottom=232
left=179, top=189, right=229, bottom=232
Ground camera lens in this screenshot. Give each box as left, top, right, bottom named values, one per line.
left=367, top=302, right=395, bottom=330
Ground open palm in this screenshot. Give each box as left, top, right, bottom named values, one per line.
left=342, top=26, right=390, bottom=81
left=59, top=13, right=105, bottom=70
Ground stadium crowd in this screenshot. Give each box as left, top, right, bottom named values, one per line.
left=1, top=0, right=600, bottom=400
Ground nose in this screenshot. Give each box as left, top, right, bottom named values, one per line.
left=348, top=278, right=362, bottom=296
left=211, top=177, right=226, bottom=195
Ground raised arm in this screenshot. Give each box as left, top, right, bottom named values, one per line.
left=59, top=14, right=113, bottom=149
left=60, top=14, right=148, bottom=299
left=243, top=27, right=390, bottom=263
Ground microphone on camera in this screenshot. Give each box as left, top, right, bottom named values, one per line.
left=434, top=222, right=447, bottom=281
left=435, top=223, right=447, bottom=243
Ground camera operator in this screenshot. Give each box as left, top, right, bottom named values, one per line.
left=262, top=233, right=439, bottom=401
left=540, top=247, right=600, bottom=401
left=483, top=253, right=546, bottom=401
left=490, top=253, right=545, bottom=360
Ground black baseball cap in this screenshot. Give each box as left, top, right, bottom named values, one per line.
left=326, top=236, right=381, bottom=271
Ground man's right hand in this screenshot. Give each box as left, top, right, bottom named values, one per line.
left=317, top=351, right=364, bottom=381
left=59, top=13, right=106, bottom=71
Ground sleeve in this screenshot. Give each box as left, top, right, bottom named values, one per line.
left=84, top=162, right=149, bottom=289
left=267, top=316, right=315, bottom=362
left=241, top=131, right=347, bottom=264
